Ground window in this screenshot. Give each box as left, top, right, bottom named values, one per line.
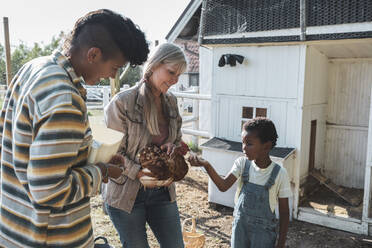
left=256, top=108, right=267, bottom=117
left=241, top=106, right=268, bottom=129
left=189, top=73, right=199, bottom=87
left=242, top=107, right=253, bottom=119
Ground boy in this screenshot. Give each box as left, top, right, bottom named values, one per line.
left=188, top=117, right=291, bottom=248
left=0, top=9, right=149, bottom=248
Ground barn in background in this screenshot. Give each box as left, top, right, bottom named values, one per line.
left=166, top=0, right=201, bottom=90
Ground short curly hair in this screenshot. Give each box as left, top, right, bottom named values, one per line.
left=63, top=9, right=149, bottom=67
left=242, top=117, right=278, bottom=148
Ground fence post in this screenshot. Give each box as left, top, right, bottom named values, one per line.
left=191, top=86, right=199, bottom=145
left=103, top=87, right=110, bottom=108
left=3, top=17, right=12, bottom=86
left=110, top=71, right=120, bottom=98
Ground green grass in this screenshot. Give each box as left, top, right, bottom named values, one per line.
left=87, top=109, right=103, bottom=116
left=186, top=140, right=201, bottom=153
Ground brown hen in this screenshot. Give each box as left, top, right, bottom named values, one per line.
left=138, top=144, right=189, bottom=181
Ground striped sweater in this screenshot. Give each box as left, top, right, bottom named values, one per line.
left=0, top=51, right=102, bottom=248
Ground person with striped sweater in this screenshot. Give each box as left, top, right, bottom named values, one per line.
left=0, top=9, right=149, bottom=248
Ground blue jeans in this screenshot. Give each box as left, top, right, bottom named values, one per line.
left=106, top=187, right=184, bottom=248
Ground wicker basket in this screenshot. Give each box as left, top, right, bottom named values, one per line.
left=182, top=218, right=205, bottom=248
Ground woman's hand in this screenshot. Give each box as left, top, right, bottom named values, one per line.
left=160, top=141, right=190, bottom=157
left=187, top=154, right=209, bottom=167
left=136, top=169, right=154, bottom=179
left=136, top=169, right=173, bottom=188
left=160, top=142, right=177, bottom=156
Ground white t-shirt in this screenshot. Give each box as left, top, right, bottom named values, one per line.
left=229, top=156, right=292, bottom=212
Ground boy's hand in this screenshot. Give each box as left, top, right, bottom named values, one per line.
left=187, top=154, right=209, bottom=167
left=96, top=163, right=123, bottom=183
left=107, top=164, right=124, bottom=180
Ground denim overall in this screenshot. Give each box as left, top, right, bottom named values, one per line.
left=231, top=159, right=281, bottom=248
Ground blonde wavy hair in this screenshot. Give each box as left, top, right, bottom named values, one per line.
left=140, top=43, right=187, bottom=135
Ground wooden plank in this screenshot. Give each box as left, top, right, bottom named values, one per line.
left=362, top=87, right=372, bottom=222
left=361, top=238, right=372, bottom=246
left=310, top=170, right=363, bottom=206
left=297, top=207, right=365, bottom=234
left=299, top=206, right=362, bottom=223
left=330, top=58, right=372, bottom=63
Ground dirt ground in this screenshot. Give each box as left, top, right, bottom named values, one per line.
left=88, top=110, right=372, bottom=247
left=91, top=168, right=372, bottom=248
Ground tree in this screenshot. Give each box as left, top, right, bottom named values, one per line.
left=0, top=44, right=6, bottom=84
left=97, top=66, right=143, bottom=88
left=0, top=31, right=143, bottom=87
left=120, top=66, right=142, bottom=87
left=0, top=32, right=64, bottom=85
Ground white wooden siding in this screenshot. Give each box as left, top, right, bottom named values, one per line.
left=285, top=103, right=299, bottom=148
left=325, top=127, right=368, bottom=188
left=328, top=61, right=372, bottom=127
left=303, top=47, right=329, bottom=106
left=299, top=47, right=329, bottom=179
left=363, top=87, right=372, bottom=219
left=199, top=46, right=213, bottom=134
left=215, top=95, right=296, bottom=147
left=367, top=89, right=372, bottom=217
left=368, top=88, right=372, bottom=167
left=363, top=90, right=372, bottom=220
left=325, top=61, right=372, bottom=188
left=212, top=46, right=301, bottom=99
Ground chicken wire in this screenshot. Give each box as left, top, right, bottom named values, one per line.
left=200, top=0, right=372, bottom=44
left=202, top=0, right=300, bottom=36
left=307, top=0, right=372, bottom=27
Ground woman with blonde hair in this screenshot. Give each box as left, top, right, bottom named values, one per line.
left=103, top=43, right=187, bottom=248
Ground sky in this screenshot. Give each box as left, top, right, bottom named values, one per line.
left=0, top=0, right=190, bottom=48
